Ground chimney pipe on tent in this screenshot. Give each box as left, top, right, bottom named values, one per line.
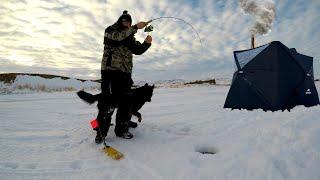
left=251, top=35, right=255, bottom=49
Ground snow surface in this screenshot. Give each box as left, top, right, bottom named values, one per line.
left=1, top=84, right=320, bottom=180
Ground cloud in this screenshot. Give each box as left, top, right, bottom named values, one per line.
left=0, top=0, right=319, bottom=81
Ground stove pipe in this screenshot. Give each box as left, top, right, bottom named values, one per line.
left=251, top=35, right=255, bottom=49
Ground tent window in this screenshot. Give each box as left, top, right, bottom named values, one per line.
left=235, top=44, right=269, bottom=69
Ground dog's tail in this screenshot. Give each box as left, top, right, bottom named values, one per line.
left=77, top=90, right=98, bottom=104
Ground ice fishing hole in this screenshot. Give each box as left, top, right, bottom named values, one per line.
left=195, top=146, right=218, bottom=155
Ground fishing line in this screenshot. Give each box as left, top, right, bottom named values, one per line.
left=147, top=16, right=204, bottom=50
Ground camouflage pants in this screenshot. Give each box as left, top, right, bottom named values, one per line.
left=96, top=70, right=133, bottom=136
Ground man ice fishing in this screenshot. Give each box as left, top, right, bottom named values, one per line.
left=95, top=10, right=152, bottom=143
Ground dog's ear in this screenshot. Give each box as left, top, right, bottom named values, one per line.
left=152, top=84, right=155, bottom=88
left=145, top=83, right=149, bottom=86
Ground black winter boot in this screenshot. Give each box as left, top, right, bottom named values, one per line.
left=116, top=131, right=133, bottom=139
left=128, top=121, right=138, bottom=128
left=95, top=133, right=106, bottom=144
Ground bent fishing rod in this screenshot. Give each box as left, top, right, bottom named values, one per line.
left=145, top=16, right=204, bottom=49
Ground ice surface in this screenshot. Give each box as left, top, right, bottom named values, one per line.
left=0, top=83, right=319, bottom=180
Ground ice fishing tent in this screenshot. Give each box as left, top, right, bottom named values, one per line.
left=224, top=41, right=319, bottom=111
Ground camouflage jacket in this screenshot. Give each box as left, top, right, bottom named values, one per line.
left=101, top=23, right=151, bottom=73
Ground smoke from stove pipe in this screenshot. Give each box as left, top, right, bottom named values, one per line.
left=240, top=0, right=275, bottom=48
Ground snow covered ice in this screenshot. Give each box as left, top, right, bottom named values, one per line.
left=0, top=83, right=320, bottom=180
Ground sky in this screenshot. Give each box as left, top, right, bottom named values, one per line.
left=1, top=0, right=319, bottom=81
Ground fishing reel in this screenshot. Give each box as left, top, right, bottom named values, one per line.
left=144, top=25, right=154, bottom=33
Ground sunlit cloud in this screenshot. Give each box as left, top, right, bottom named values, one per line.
left=0, top=0, right=319, bottom=81
left=7, top=54, right=35, bottom=66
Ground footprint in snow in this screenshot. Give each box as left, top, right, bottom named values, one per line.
left=70, top=160, right=83, bottom=170
left=4, top=162, right=19, bottom=169
left=195, top=145, right=219, bottom=155
left=25, top=163, right=37, bottom=169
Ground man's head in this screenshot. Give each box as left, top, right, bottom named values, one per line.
left=117, top=10, right=132, bottom=29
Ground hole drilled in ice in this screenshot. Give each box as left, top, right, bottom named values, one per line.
left=195, top=145, right=218, bottom=155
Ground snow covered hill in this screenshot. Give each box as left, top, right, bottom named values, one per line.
left=0, top=74, right=100, bottom=94
left=0, top=73, right=232, bottom=94
left=0, top=83, right=319, bottom=180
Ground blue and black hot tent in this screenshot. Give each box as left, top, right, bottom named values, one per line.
left=224, top=41, right=319, bottom=111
